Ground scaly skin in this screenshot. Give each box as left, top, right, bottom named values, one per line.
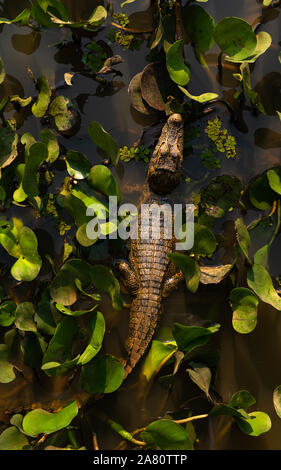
left=119, top=114, right=185, bottom=378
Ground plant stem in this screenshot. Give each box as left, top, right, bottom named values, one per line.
left=173, top=413, right=209, bottom=424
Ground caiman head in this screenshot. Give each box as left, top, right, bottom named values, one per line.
left=147, top=113, right=184, bottom=195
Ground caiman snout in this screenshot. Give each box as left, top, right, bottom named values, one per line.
left=147, top=113, right=184, bottom=195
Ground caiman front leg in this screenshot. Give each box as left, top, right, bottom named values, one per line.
left=162, top=271, right=185, bottom=298
left=113, top=260, right=139, bottom=295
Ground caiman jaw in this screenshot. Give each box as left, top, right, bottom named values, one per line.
left=147, top=113, right=184, bottom=195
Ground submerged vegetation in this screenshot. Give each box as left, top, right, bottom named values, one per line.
left=0, top=0, right=281, bottom=451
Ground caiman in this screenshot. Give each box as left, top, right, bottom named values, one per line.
left=116, top=113, right=187, bottom=378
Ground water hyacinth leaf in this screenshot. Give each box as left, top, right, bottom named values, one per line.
left=168, top=253, right=200, bottom=293
left=141, top=340, right=178, bottom=381
left=267, top=167, right=281, bottom=195
left=14, top=302, right=37, bottom=332
left=235, top=218, right=251, bottom=263
left=0, top=219, right=21, bottom=258
left=87, top=165, right=120, bottom=202
left=187, top=362, right=212, bottom=399
left=166, top=40, right=191, bottom=86
left=80, top=354, right=124, bottom=394
left=237, top=412, right=272, bottom=436
left=172, top=322, right=220, bottom=353
left=31, top=1, right=57, bottom=28
left=88, top=121, right=119, bottom=167
left=13, top=164, right=27, bottom=203
left=10, top=227, right=42, bottom=282
left=0, top=301, right=16, bottom=327
left=263, top=0, right=272, bottom=5
left=249, top=172, right=277, bottom=210
left=49, top=96, right=78, bottom=133
left=55, top=302, right=97, bottom=317
left=247, top=264, right=281, bottom=310
left=40, top=129, right=59, bottom=163
left=140, top=63, right=166, bottom=111
left=200, top=264, right=233, bottom=284
left=226, top=31, right=272, bottom=64
left=49, top=259, right=93, bottom=306
left=128, top=72, right=157, bottom=115
left=65, top=150, right=91, bottom=179
left=273, top=385, right=281, bottom=418
left=22, top=400, right=78, bottom=437
left=41, top=317, right=79, bottom=376
left=0, top=344, right=15, bottom=383
left=87, top=6, right=107, bottom=25
left=91, top=265, right=123, bottom=310
left=0, top=57, right=5, bottom=84
left=10, top=95, right=32, bottom=108
left=183, top=4, right=214, bottom=53
left=254, top=244, right=269, bottom=268
left=0, top=9, right=31, bottom=26
left=192, top=224, right=217, bottom=256
left=230, top=288, right=258, bottom=334
left=32, top=76, right=51, bottom=118
left=77, top=311, right=105, bottom=365
left=240, top=63, right=265, bottom=113
left=0, top=128, right=18, bottom=169
left=35, top=294, right=56, bottom=336
left=0, top=427, right=29, bottom=450
left=141, top=420, right=193, bottom=450
left=179, top=86, right=218, bottom=103
left=22, top=142, right=48, bottom=197
left=229, top=390, right=256, bottom=410
left=214, top=17, right=257, bottom=62
left=209, top=403, right=247, bottom=419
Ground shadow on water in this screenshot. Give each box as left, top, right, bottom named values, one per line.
left=0, top=0, right=281, bottom=449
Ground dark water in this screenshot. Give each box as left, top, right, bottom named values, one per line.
left=0, top=0, right=281, bottom=450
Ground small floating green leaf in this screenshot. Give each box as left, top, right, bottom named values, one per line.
left=235, top=217, right=251, bottom=263
left=247, top=264, right=281, bottom=310
left=0, top=301, right=16, bottom=327
left=77, top=311, right=105, bottom=365
left=32, top=76, right=51, bottom=118
left=187, top=362, right=212, bottom=399
left=179, top=86, right=218, bottom=103
left=22, top=142, right=48, bottom=197
left=87, top=165, right=120, bottom=202
left=267, top=167, right=281, bottom=195
left=183, top=4, right=214, bottom=53
left=192, top=224, right=217, bottom=256
left=168, top=253, right=200, bottom=294
left=14, top=302, right=37, bottom=332
left=141, top=420, right=193, bottom=450
left=230, top=288, right=258, bottom=334
left=22, top=400, right=78, bottom=437
left=40, top=129, right=59, bottom=163
left=88, top=121, right=120, bottom=167
left=166, top=40, right=190, bottom=86
left=91, top=265, right=123, bottom=310
left=0, top=128, right=18, bottom=170
left=172, top=322, right=220, bottom=353
left=237, top=412, right=272, bottom=436
left=65, top=150, right=91, bottom=180
left=214, top=17, right=257, bottom=62
left=142, top=340, right=178, bottom=381
left=80, top=354, right=124, bottom=394
left=0, top=427, right=29, bottom=450
left=273, top=385, right=281, bottom=418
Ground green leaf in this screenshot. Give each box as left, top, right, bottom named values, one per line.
left=35, top=293, right=56, bottom=336
left=237, top=412, right=272, bottom=436
left=240, top=63, right=265, bottom=113
left=15, top=302, right=37, bottom=332
left=141, top=420, right=193, bottom=450
left=22, top=142, right=48, bottom=197
left=22, top=400, right=78, bottom=437
left=187, top=362, right=212, bottom=399
left=226, top=31, right=272, bottom=64
left=65, top=150, right=91, bottom=180
left=87, top=6, right=107, bottom=25
left=0, top=57, right=5, bottom=85
left=88, top=121, right=120, bottom=167
left=179, top=86, right=218, bottom=103
left=229, top=390, right=256, bottom=410
left=31, top=1, right=57, bottom=28
left=91, top=265, right=123, bottom=311
left=209, top=403, right=246, bottom=419
left=168, top=253, right=200, bottom=293
left=235, top=218, right=251, bottom=263
left=49, top=96, right=78, bottom=133
left=192, top=223, right=217, bottom=256
left=0, top=301, right=16, bottom=327
left=0, top=344, right=16, bottom=383
left=41, top=317, right=79, bottom=376
left=141, top=340, right=178, bottom=381
left=55, top=302, right=97, bottom=317
left=80, top=354, right=124, bottom=394
left=32, top=76, right=51, bottom=118
left=49, top=259, right=93, bottom=306
left=200, top=175, right=242, bottom=218
left=13, top=164, right=27, bottom=203
left=267, top=167, right=281, bottom=195
left=166, top=40, right=191, bottom=86
left=40, top=129, right=59, bottom=163
left=77, top=312, right=105, bottom=365
left=263, top=0, right=272, bottom=5
left=0, top=9, right=31, bottom=26
left=183, top=4, right=214, bottom=53
left=10, top=226, right=42, bottom=282
left=0, top=127, right=18, bottom=170
left=230, top=288, right=258, bottom=334
left=249, top=171, right=277, bottom=210
left=0, top=427, right=29, bottom=450
left=172, top=322, right=220, bottom=353
left=21, top=333, right=46, bottom=368
left=87, top=165, right=120, bottom=202
left=273, top=385, right=281, bottom=418
left=247, top=264, right=281, bottom=310
left=214, top=17, right=257, bottom=62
